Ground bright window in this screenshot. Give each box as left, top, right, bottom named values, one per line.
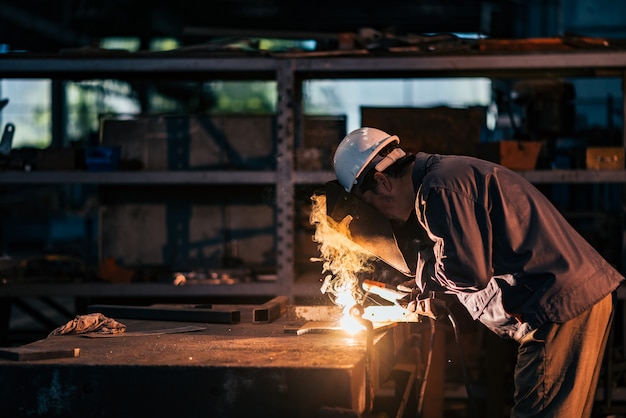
left=0, top=79, right=51, bottom=148
left=303, top=78, right=493, bottom=132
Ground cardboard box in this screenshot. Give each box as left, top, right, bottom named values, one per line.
left=35, top=148, right=82, bottom=170
left=586, top=147, right=625, bottom=170
left=361, top=106, right=486, bottom=156
left=101, top=113, right=347, bottom=171
left=99, top=203, right=275, bottom=269
left=476, top=141, right=544, bottom=170
left=100, top=114, right=276, bottom=170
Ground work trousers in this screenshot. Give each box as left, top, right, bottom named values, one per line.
left=511, top=292, right=615, bottom=418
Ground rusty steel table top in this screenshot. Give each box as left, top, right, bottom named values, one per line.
left=0, top=304, right=418, bottom=418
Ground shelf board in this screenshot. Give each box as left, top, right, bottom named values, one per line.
left=3, top=50, right=626, bottom=79
left=0, top=170, right=277, bottom=184
left=293, top=51, right=626, bottom=78
left=0, top=55, right=278, bottom=78
left=2, top=169, right=626, bottom=185
left=517, top=169, right=626, bottom=183
left=296, top=169, right=626, bottom=184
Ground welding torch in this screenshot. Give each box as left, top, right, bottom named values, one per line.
left=363, top=279, right=452, bottom=321
left=362, top=279, right=412, bottom=306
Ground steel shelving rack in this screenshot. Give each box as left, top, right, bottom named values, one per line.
left=0, top=48, right=625, bottom=302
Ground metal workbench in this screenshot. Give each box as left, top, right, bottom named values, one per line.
left=0, top=304, right=422, bottom=418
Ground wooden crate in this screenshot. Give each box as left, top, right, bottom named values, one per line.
left=99, top=202, right=275, bottom=269
left=475, top=141, right=544, bottom=170
left=361, top=106, right=486, bottom=156
left=100, top=114, right=276, bottom=170
left=586, top=147, right=625, bottom=170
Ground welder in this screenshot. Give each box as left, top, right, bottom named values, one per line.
left=332, top=127, right=625, bottom=418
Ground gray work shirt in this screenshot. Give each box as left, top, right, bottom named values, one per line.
left=411, top=152, right=624, bottom=340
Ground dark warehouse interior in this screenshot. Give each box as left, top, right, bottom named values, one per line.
left=1, top=1, right=626, bottom=417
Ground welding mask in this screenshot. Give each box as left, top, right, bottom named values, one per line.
left=325, top=180, right=412, bottom=276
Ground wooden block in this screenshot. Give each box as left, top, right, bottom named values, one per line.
left=0, top=347, right=80, bottom=361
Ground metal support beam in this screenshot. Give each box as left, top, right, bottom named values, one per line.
left=276, top=60, right=296, bottom=301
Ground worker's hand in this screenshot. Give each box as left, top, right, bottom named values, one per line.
left=406, top=292, right=447, bottom=320
left=396, top=279, right=422, bottom=307
left=407, top=298, right=436, bottom=319
left=397, top=279, right=421, bottom=301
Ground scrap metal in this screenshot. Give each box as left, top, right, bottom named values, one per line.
left=87, top=303, right=241, bottom=324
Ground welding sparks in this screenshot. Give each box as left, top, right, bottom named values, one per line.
left=309, top=194, right=375, bottom=302
left=308, top=194, right=420, bottom=329
left=309, top=194, right=378, bottom=331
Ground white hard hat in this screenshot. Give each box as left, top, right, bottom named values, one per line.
left=333, top=127, right=400, bottom=192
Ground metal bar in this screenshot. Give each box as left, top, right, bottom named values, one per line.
left=293, top=51, right=626, bottom=75
left=275, top=59, right=296, bottom=301
left=0, top=56, right=277, bottom=77
left=253, top=296, right=288, bottom=323
left=295, top=169, right=626, bottom=185
left=0, top=170, right=277, bottom=184
left=3, top=51, right=626, bottom=78
left=7, top=169, right=626, bottom=186
left=87, top=304, right=241, bottom=324
left=50, top=80, right=66, bottom=147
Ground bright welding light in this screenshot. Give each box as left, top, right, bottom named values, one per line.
left=309, top=194, right=375, bottom=304
left=363, top=305, right=419, bottom=322
left=335, top=289, right=357, bottom=308
left=340, top=311, right=366, bottom=335
left=309, top=193, right=386, bottom=331
left=334, top=290, right=365, bottom=334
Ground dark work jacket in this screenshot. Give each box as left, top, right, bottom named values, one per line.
left=411, top=152, right=624, bottom=340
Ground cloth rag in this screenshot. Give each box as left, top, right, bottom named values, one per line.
left=48, top=312, right=126, bottom=337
